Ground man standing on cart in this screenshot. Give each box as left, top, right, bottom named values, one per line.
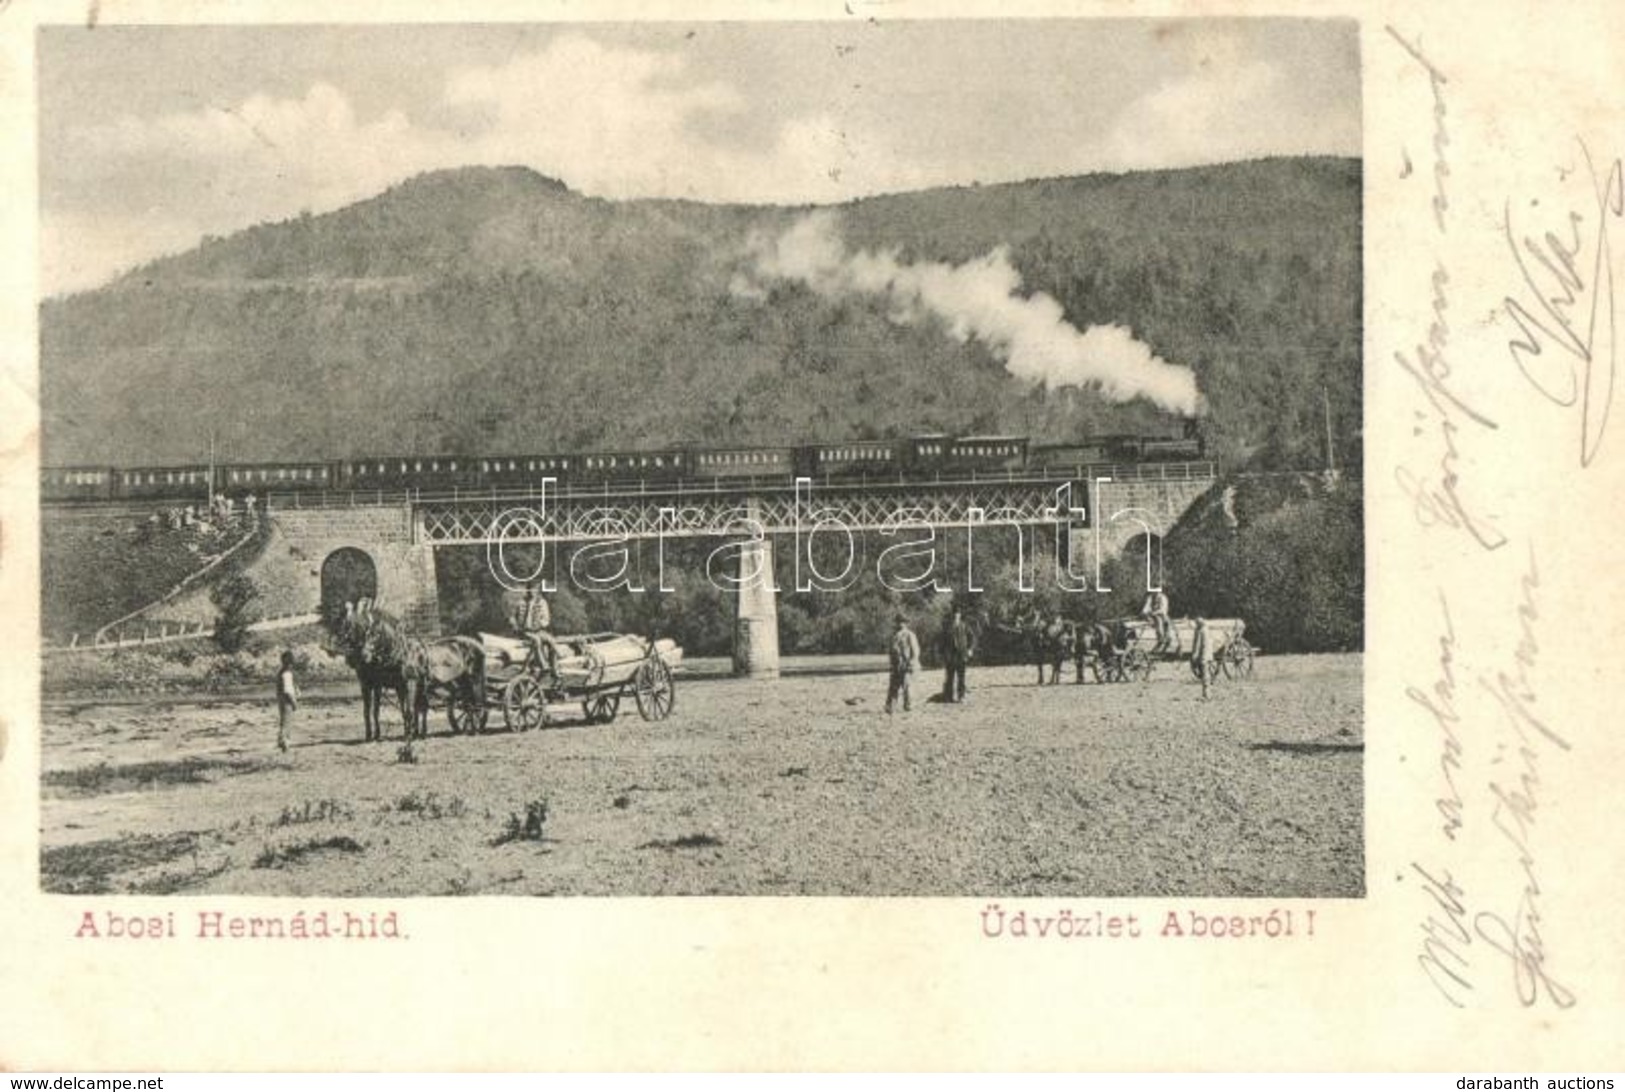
left=509, top=586, right=560, bottom=684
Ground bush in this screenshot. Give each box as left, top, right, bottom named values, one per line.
left=210, top=573, right=262, bottom=653
left=1160, top=478, right=1363, bottom=653
left=495, top=800, right=549, bottom=845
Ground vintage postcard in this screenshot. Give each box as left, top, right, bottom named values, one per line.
left=0, top=0, right=1621, bottom=1072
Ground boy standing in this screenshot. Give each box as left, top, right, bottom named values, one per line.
left=276, top=650, right=299, bottom=752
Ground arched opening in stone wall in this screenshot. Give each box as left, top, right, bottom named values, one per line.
left=320, top=547, right=378, bottom=624
left=1121, top=531, right=1165, bottom=594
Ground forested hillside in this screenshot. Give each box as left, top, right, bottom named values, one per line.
left=41, top=158, right=1360, bottom=470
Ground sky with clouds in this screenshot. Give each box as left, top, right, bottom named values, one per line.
left=38, top=19, right=1360, bottom=296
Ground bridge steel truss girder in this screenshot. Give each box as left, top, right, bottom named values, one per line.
left=414, top=477, right=1092, bottom=545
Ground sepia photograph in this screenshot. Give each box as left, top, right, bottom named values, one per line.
left=33, top=19, right=1365, bottom=900
left=5, top=0, right=1625, bottom=1074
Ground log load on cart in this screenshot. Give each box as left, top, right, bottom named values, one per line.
left=1099, top=617, right=1255, bottom=683
left=441, top=631, right=683, bottom=733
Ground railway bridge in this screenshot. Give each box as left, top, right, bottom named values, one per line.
left=242, top=463, right=1216, bottom=678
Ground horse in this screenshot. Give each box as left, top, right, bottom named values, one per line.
left=400, top=635, right=487, bottom=739
left=1025, top=615, right=1076, bottom=685
left=1044, top=620, right=1077, bottom=685
left=325, top=599, right=415, bottom=743
left=1073, top=623, right=1113, bottom=684
left=353, top=657, right=412, bottom=743
left=1007, top=611, right=1050, bottom=685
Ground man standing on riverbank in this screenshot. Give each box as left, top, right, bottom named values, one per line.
left=885, top=614, right=920, bottom=714
left=1191, top=616, right=1214, bottom=700
left=940, top=608, right=974, bottom=704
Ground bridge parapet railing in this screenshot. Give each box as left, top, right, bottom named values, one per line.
left=264, top=461, right=1216, bottom=511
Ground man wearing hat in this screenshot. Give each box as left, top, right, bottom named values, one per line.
left=885, top=614, right=921, bottom=715
left=1190, top=615, right=1215, bottom=700
left=939, top=607, right=975, bottom=703
left=1141, top=584, right=1172, bottom=655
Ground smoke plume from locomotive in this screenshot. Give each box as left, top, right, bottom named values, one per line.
left=743, top=212, right=1203, bottom=416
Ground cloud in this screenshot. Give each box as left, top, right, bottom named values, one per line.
left=444, top=35, right=744, bottom=199
left=48, top=82, right=460, bottom=293
left=45, top=35, right=898, bottom=293
left=41, top=208, right=208, bottom=297
left=442, top=38, right=919, bottom=203
left=1096, top=30, right=1357, bottom=171
left=41, top=26, right=1359, bottom=296
left=745, top=212, right=1204, bottom=414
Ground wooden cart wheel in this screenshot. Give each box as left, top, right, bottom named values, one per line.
left=633, top=657, right=675, bottom=722
left=447, top=687, right=489, bottom=734
left=503, top=675, right=548, bottom=732
left=583, top=693, right=620, bottom=724
left=1221, top=638, right=1255, bottom=679
left=1124, top=648, right=1154, bottom=683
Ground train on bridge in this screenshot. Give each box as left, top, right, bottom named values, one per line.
left=41, top=424, right=1203, bottom=504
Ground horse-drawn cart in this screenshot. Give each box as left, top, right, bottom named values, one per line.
left=1100, top=617, right=1255, bottom=683
left=447, top=632, right=682, bottom=733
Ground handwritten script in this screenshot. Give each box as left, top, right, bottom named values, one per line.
left=1391, top=26, right=1580, bottom=1012
left=1409, top=550, right=1575, bottom=1010
left=1503, top=139, right=1622, bottom=467
left=1388, top=26, right=1506, bottom=552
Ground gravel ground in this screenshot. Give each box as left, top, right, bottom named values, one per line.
left=39, top=654, right=1363, bottom=897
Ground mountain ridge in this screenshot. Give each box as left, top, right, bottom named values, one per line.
left=41, top=156, right=1362, bottom=469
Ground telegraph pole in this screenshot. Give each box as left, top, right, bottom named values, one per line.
left=207, top=430, right=216, bottom=510
left=1322, top=386, right=1336, bottom=474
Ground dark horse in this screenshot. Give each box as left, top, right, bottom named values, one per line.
left=1022, top=614, right=1077, bottom=685
left=400, top=635, right=487, bottom=739
left=326, top=600, right=413, bottom=743
left=354, top=658, right=412, bottom=743
left=1046, top=621, right=1077, bottom=685
left=1073, top=622, right=1115, bottom=684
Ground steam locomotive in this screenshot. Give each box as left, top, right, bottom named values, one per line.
left=41, top=426, right=1202, bottom=504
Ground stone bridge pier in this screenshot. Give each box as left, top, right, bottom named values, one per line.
left=1079, top=475, right=1217, bottom=569
left=731, top=531, right=780, bottom=679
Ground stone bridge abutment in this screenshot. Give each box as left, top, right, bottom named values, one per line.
left=177, top=505, right=440, bottom=632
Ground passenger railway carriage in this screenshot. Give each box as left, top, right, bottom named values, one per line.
left=575, top=448, right=692, bottom=485
left=220, top=462, right=335, bottom=495
left=117, top=465, right=215, bottom=500
left=946, top=435, right=1029, bottom=473
left=41, top=424, right=1204, bottom=503
left=42, top=466, right=117, bottom=501
left=475, top=453, right=576, bottom=489
left=334, top=456, right=476, bottom=494
left=694, top=446, right=793, bottom=481
left=804, top=439, right=900, bottom=480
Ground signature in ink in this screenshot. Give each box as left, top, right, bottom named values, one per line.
left=1503, top=139, right=1622, bottom=467
left=1473, top=741, right=1576, bottom=1011
left=1387, top=28, right=1505, bottom=551
left=1473, top=546, right=1576, bottom=1009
